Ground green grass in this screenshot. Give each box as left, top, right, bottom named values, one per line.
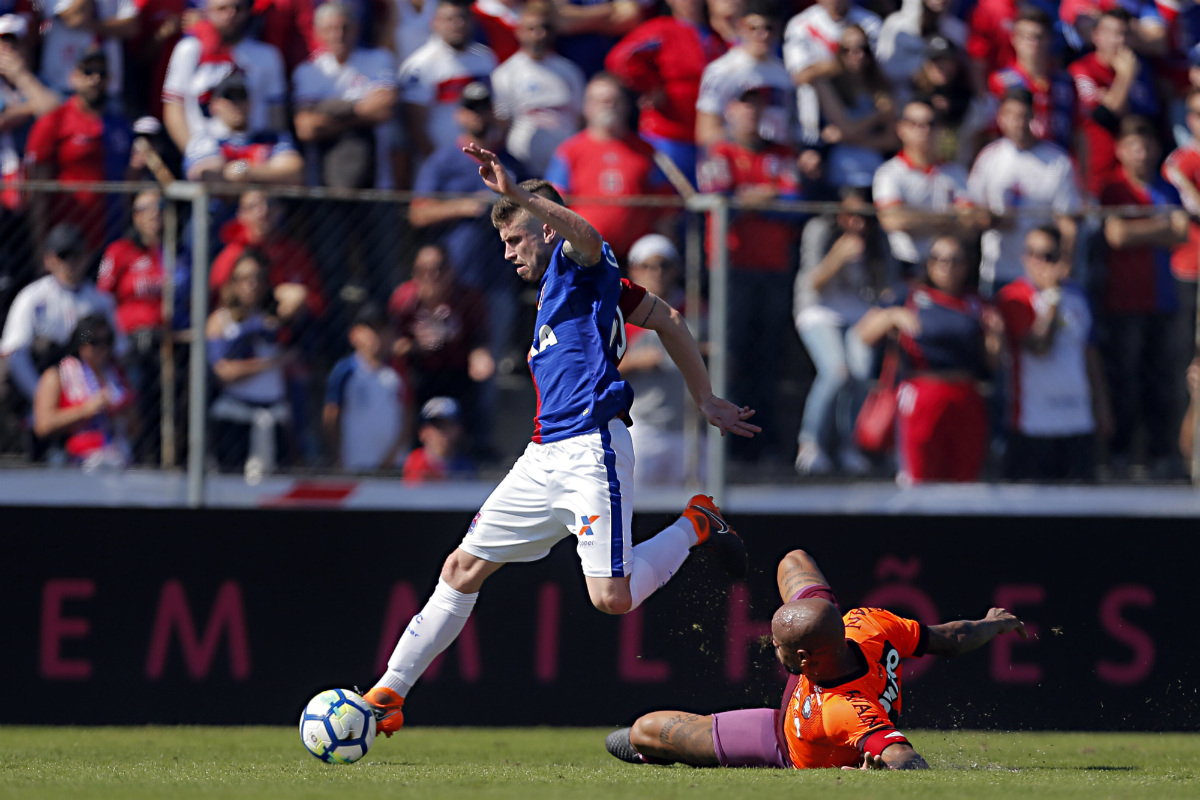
left=0, top=728, right=1196, bottom=799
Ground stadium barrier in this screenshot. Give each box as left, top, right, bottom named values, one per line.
left=4, top=505, right=1187, bottom=730
left=3, top=181, right=1200, bottom=499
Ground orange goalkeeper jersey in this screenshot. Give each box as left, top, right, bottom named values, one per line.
left=779, top=607, right=929, bottom=769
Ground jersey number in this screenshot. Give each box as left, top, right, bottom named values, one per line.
left=529, top=324, right=558, bottom=357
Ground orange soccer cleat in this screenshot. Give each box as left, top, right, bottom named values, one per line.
left=681, top=494, right=747, bottom=578
left=363, top=687, right=405, bottom=737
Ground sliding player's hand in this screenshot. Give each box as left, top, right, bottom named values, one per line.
left=841, top=753, right=887, bottom=770
left=463, top=142, right=516, bottom=198
left=700, top=395, right=760, bottom=438
left=984, top=607, right=1029, bottom=639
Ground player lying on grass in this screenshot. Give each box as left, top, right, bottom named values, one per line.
left=606, top=549, right=1029, bottom=770
left=363, top=143, right=761, bottom=737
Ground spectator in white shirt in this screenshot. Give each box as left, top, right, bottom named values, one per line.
left=875, top=0, right=968, bottom=91
left=968, top=88, right=1081, bottom=295
left=398, top=0, right=496, bottom=162
left=784, top=0, right=881, bottom=144
left=161, top=0, right=287, bottom=153
left=39, top=0, right=138, bottom=108
left=695, top=0, right=792, bottom=149
left=1, top=223, right=122, bottom=409
left=491, top=0, right=585, bottom=176
left=293, top=1, right=399, bottom=190
left=873, top=97, right=979, bottom=274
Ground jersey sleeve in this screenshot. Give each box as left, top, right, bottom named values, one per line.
left=868, top=608, right=928, bottom=658
left=24, top=112, right=58, bottom=168
left=0, top=287, right=34, bottom=355
left=97, top=244, right=121, bottom=294
left=872, top=162, right=902, bottom=208
left=291, top=62, right=321, bottom=107
left=618, top=278, right=648, bottom=317
left=162, top=37, right=199, bottom=106
left=605, top=20, right=665, bottom=94
left=695, top=62, right=725, bottom=116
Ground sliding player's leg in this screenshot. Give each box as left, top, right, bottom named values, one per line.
left=608, top=708, right=789, bottom=768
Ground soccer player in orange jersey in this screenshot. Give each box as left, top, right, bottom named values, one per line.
left=606, top=549, right=1028, bottom=770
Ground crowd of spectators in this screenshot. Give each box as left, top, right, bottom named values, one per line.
left=1, top=0, right=1200, bottom=484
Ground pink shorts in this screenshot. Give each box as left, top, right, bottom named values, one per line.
left=711, top=584, right=839, bottom=769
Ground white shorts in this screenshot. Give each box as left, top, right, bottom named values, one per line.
left=460, top=419, right=634, bottom=578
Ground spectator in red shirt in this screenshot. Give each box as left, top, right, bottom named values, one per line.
left=966, top=0, right=1017, bottom=86
left=388, top=242, right=493, bottom=454
left=24, top=49, right=131, bottom=251
left=988, top=7, right=1079, bottom=154
left=544, top=72, right=672, bottom=260
left=209, top=190, right=325, bottom=322
left=1099, top=115, right=1189, bottom=475
left=1069, top=9, right=1161, bottom=198
left=1163, top=85, right=1200, bottom=391
left=402, top=395, right=477, bottom=481
left=605, top=0, right=727, bottom=184
left=697, top=84, right=802, bottom=463
left=97, top=187, right=175, bottom=462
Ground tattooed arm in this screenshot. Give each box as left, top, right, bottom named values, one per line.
left=776, top=550, right=832, bottom=603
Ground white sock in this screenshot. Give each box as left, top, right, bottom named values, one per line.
left=376, top=578, right=478, bottom=697
left=628, top=522, right=693, bottom=609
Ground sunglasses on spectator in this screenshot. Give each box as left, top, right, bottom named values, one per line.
left=928, top=253, right=961, bottom=264
left=1024, top=248, right=1060, bottom=262
left=0, top=34, right=19, bottom=44
left=902, top=117, right=933, bottom=128
left=79, top=65, right=108, bottom=78
left=84, top=335, right=113, bottom=347
left=840, top=44, right=867, bottom=54
left=218, top=88, right=249, bottom=102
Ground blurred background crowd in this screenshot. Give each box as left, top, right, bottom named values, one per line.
left=1, top=0, right=1199, bottom=485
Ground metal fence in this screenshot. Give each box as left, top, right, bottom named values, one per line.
left=1, top=181, right=1197, bottom=504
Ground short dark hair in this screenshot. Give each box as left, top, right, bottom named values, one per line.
left=491, top=179, right=565, bottom=228
left=68, top=314, right=113, bottom=359
left=1027, top=224, right=1062, bottom=252
left=1117, top=114, right=1156, bottom=142
left=1098, top=8, right=1132, bottom=26
left=1015, top=6, right=1051, bottom=29
left=741, top=0, right=778, bottom=20
left=1001, top=87, right=1035, bottom=110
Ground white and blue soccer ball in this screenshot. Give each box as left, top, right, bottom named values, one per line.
left=299, top=688, right=376, bottom=764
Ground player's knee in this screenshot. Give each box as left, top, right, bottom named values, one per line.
left=591, top=593, right=633, bottom=615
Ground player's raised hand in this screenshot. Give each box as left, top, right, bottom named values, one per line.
left=985, top=607, right=1029, bottom=639
left=463, top=142, right=516, bottom=197
left=700, top=395, right=761, bottom=438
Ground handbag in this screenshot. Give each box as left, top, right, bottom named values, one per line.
left=854, top=339, right=900, bottom=453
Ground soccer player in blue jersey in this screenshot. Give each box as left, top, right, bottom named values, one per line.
left=363, top=143, right=761, bottom=736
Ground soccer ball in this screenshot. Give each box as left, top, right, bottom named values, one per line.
left=299, top=688, right=377, bottom=764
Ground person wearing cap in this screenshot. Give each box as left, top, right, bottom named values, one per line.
left=37, top=0, right=138, bottom=108
left=987, top=7, right=1078, bottom=155
left=1, top=223, right=123, bottom=422
left=323, top=302, right=412, bottom=472
left=619, top=233, right=699, bottom=485
left=1069, top=8, right=1161, bottom=199
left=293, top=1, right=399, bottom=190
left=697, top=81, right=801, bottom=462
left=410, top=76, right=525, bottom=388
left=604, top=0, right=728, bottom=184
left=401, top=395, right=477, bottom=481
left=491, top=1, right=585, bottom=177
left=387, top=242, right=493, bottom=455
left=398, top=0, right=497, bottom=164
left=875, top=0, right=967, bottom=92
left=24, top=49, right=132, bottom=251
left=182, top=69, right=303, bottom=184
left=696, top=0, right=793, bottom=149
left=161, top=0, right=287, bottom=153
left=906, top=33, right=993, bottom=167
left=545, top=72, right=672, bottom=261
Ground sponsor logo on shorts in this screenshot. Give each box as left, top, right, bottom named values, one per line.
left=578, top=515, right=600, bottom=536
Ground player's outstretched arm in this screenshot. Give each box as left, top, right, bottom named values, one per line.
left=462, top=142, right=603, bottom=265
left=924, top=608, right=1029, bottom=658
left=843, top=744, right=930, bottom=771
left=627, top=290, right=761, bottom=438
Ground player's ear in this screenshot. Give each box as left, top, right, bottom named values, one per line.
left=542, top=223, right=556, bottom=244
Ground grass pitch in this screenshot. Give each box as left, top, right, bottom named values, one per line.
left=0, top=727, right=1196, bottom=799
